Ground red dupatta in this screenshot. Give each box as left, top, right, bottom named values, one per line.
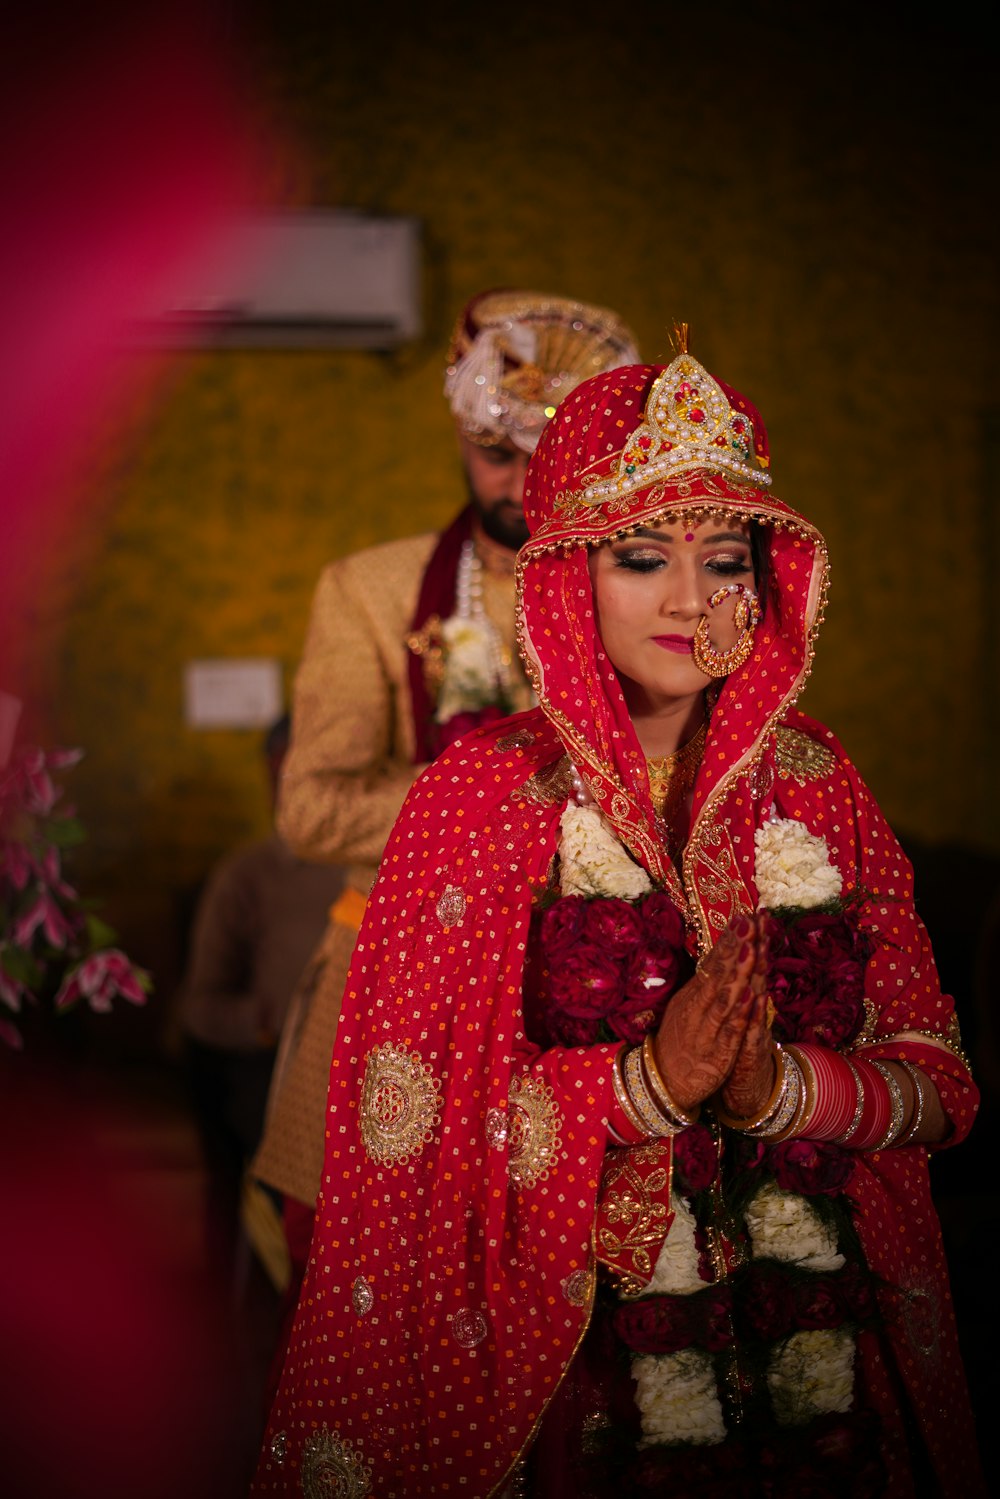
left=253, top=357, right=982, bottom=1496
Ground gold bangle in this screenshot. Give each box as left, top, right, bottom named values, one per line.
left=611, top=1045, right=653, bottom=1139
left=640, top=1033, right=700, bottom=1128
left=776, top=1043, right=817, bottom=1139
left=751, top=1049, right=804, bottom=1138
left=836, top=1055, right=866, bottom=1144
left=896, top=1061, right=928, bottom=1145
left=869, top=1060, right=907, bottom=1150
left=622, top=1044, right=688, bottom=1137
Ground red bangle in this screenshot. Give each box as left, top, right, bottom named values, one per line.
left=788, top=1043, right=857, bottom=1139
left=837, top=1055, right=892, bottom=1147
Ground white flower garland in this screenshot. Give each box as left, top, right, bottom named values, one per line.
left=633, top=1348, right=727, bottom=1448
left=629, top=1178, right=853, bottom=1449
left=767, top=1328, right=855, bottom=1426
left=754, top=816, right=842, bottom=910
left=744, top=1179, right=845, bottom=1273
left=557, top=802, right=652, bottom=901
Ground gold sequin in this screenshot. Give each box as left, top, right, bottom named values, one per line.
left=496, top=728, right=535, bottom=752
left=359, top=1041, right=441, bottom=1165
left=507, top=1073, right=563, bottom=1190
left=301, top=1427, right=372, bottom=1499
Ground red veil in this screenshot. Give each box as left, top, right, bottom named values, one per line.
left=253, top=361, right=982, bottom=1496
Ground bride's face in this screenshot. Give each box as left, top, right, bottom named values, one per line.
left=588, top=516, right=754, bottom=709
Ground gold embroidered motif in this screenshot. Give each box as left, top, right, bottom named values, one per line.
left=301, top=1427, right=372, bottom=1499
left=269, top=1431, right=287, bottom=1464
left=596, top=1143, right=673, bottom=1292
left=485, top=1107, right=509, bottom=1148
left=685, top=808, right=754, bottom=946
left=507, top=1073, right=562, bottom=1189
left=351, top=1276, right=374, bottom=1317
left=512, top=755, right=575, bottom=806
left=774, top=727, right=837, bottom=785
left=435, top=884, right=467, bottom=928
left=359, top=1041, right=441, bottom=1165
left=561, top=1267, right=594, bottom=1307
left=451, top=1308, right=488, bottom=1347
left=496, top=728, right=535, bottom=752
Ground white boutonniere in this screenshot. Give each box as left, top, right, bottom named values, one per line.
left=434, top=615, right=504, bottom=723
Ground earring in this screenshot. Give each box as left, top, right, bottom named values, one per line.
left=692, top=585, right=761, bottom=679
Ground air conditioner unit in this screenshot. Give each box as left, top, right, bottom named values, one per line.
left=124, top=210, right=421, bottom=350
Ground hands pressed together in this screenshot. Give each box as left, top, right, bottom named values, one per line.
left=652, top=912, right=779, bottom=1118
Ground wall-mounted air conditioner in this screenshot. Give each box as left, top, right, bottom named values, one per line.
left=124, top=210, right=421, bottom=350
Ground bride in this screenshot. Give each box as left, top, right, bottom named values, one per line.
left=252, top=340, right=984, bottom=1497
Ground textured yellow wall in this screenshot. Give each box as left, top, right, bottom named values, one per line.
left=16, top=7, right=999, bottom=1027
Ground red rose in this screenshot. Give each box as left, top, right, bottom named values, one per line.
left=639, top=890, right=687, bottom=953
left=740, top=1262, right=795, bottom=1340
left=547, top=1012, right=604, bottom=1047
left=548, top=944, right=625, bottom=1018
left=767, top=1137, right=855, bottom=1197
left=539, top=896, right=588, bottom=963
left=605, top=994, right=660, bottom=1045
left=582, top=897, right=644, bottom=957
left=672, top=1124, right=719, bottom=1195
left=795, top=1275, right=844, bottom=1330
left=768, top=912, right=872, bottom=1049
left=613, top=1293, right=698, bottom=1354
left=622, top=942, right=683, bottom=1007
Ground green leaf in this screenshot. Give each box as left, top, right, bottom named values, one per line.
left=84, top=914, right=118, bottom=949
left=0, top=946, right=43, bottom=989
left=47, top=817, right=87, bottom=849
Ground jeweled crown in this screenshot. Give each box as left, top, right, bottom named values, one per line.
left=581, top=351, right=771, bottom=506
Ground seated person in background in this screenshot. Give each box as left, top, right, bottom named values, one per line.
left=175, top=714, right=345, bottom=1286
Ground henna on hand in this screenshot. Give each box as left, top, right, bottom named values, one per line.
left=653, top=913, right=757, bottom=1111
left=720, top=914, right=775, bottom=1117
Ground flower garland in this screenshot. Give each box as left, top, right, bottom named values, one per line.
left=531, top=804, right=885, bottom=1489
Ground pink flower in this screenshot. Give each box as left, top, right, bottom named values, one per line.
left=13, top=890, right=79, bottom=951
left=55, top=949, right=148, bottom=1013
left=0, top=963, right=30, bottom=1012
left=0, top=839, right=35, bottom=891
left=38, top=846, right=79, bottom=902
left=0, top=1017, right=23, bottom=1050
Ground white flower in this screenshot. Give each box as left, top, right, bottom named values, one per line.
left=633, top=1349, right=726, bottom=1447
left=767, top=1328, right=855, bottom=1426
left=754, top=816, right=842, bottom=910
left=744, top=1180, right=844, bottom=1272
left=645, top=1193, right=705, bottom=1296
left=558, top=802, right=652, bottom=901
left=434, top=616, right=498, bottom=722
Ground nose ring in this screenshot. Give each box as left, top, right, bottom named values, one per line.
left=692, top=584, right=761, bottom=678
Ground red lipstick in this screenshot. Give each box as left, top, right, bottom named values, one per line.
left=652, top=635, right=694, bottom=655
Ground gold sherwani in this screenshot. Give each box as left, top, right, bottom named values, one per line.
left=253, top=530, right=528, bottom=1206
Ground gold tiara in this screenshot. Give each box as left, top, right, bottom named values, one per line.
left=580, top=352, right=771, bottom=506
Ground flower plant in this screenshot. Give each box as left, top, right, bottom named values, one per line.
left=0, top=745, right=149, bottom=1050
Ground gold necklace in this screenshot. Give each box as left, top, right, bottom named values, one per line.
left=646, top=718, right=707, bottom=828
